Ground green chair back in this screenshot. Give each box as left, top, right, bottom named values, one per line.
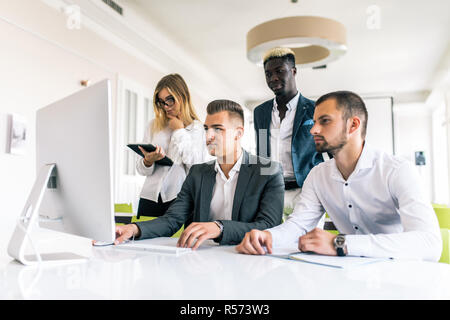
left=432, top=203, right=448, bottom=208
left=439, top=228, right=449, bottom=264
left=172, top=225, right=185, bottom=238
left=114, top=203, right=133, bottom=213
left=114, top=203, right=133, bottom=225
left=432, top=208, right=450, bottom=264
left=131, top=216, right=155, bottom=223
left=323, top=212, right=339, bottom=235
left=434, top=208, right=450, bottom=229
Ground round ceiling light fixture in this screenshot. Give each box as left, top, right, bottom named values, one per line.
left=246, top=16, right=347, bottom=68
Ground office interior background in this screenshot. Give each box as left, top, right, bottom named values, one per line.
left=0, top=0, right=449, bottom=256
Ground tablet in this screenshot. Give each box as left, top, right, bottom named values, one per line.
left=127, top=144, right=173, bottom=166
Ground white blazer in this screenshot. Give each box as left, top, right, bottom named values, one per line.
left=136, top=119, right=208, bottom=203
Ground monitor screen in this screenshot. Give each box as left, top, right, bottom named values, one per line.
left=36, top=79, right=115, bottom=243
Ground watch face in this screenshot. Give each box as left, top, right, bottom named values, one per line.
left=335, top=235, right=345, bottom=247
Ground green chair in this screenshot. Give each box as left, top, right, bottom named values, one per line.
left=440, top=228, right=450, bottom=264
left=324, top=212, right=339, bottom=235
left=130, top=215, right=184, bottom=238
left=434, top=207, right=450, bottom=229
left=432, top=203, right=448, bottom=208
left=115, top=203, right=133, bottom=213
left=433, top=207, right=450, bottom=264
left=114, top=203, right=133, bottom=225
left=131, top=215, right=155, bottom=223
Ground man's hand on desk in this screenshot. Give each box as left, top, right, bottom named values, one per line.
left=298, top=228, right=337, bottom=256
left=176, top=222, right=221, bottom=250
left=235, top=230, right=273, bottom=255
left=92, top=224, right=140, bottom=246
left=114, top=224, right=141, bottom=245
left=236, top=228, right=338, bottom=256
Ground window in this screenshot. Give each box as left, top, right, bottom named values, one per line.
left=115, top=77, right=154, bottom=208
left=432, top=101, right=449, bottom=204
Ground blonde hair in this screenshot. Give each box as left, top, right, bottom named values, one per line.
left=152, top=74, right=199, bottom=133
left=263, top=47, right=296, bottom=65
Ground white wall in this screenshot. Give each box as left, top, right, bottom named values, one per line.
left=394, top=102, right=433, bottom=201
left=364, top=97, right=394, bottom=155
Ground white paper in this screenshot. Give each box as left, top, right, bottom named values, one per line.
left=268, top=245, right=299, bottom=258
left=288, top=252, right=386, bottom=268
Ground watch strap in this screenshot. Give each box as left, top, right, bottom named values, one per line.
left=336, top=247, right=345, bottom=256
left=213, top=220, right=224, bottom=243
left=213, top=220, right=223, bottom=234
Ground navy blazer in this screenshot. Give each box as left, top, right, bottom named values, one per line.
left=253, top=93, right=324, bottom=188
left=135, top=150, right=284, bottom=245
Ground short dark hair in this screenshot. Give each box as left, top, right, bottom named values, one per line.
left=316, top=91, right=368, bottom=139
left=206, top=99, right=244, bottom=125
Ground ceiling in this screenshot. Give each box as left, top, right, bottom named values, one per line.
left=127, top=0, right=450, bottom=108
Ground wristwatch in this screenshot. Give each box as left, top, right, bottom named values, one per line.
left=334, top=234, right=347, bottom=256
left=213, top=220, right=224, bottom=236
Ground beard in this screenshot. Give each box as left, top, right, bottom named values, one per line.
left=314, top=127, right=348, bottom=155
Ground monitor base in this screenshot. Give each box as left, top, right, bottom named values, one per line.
left=22, top=252, right=87, bottom=266
left=7, top=164, right=64, bottom=266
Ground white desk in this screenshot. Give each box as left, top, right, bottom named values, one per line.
left=1, top=236, right=450, bottom=300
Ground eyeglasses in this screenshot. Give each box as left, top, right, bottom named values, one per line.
left=156, top=96, right=175, bottom=109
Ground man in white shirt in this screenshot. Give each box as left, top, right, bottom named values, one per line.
left=114, top=99, right=284, bottom=250
left=237, top=91, right=442, bottom=261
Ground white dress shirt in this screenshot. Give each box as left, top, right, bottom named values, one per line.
left=136, top=119, right=207, bottom=203
left=267, top=144, right=442, bottom=261
left=270, top=92, right=299, bottom=180
left=209, top=151, right=243, bottom=222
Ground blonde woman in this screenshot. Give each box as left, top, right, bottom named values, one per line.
left=136, top=74, right=207, bottom=219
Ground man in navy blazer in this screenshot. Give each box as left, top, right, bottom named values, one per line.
left=253, top=47, right=324, bottom=213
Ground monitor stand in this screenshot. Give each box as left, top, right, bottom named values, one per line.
left=7, top=164, right=87, bottom=266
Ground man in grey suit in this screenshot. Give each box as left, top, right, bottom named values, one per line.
left=114, top=99, right=285, bottom=250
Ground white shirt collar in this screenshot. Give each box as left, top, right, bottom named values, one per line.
left=330, top=143, right=375, bottom=181
left=214, top=150, right=243, bottom=180
left=273, top=91, right=300, bottom=112
left=354, top=142, right=375, bottom=171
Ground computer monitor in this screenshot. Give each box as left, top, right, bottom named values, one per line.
left=8, top=79, right=116, bottom=265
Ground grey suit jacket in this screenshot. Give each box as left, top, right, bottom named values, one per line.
left=135, top=150, right=285, bottom=245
